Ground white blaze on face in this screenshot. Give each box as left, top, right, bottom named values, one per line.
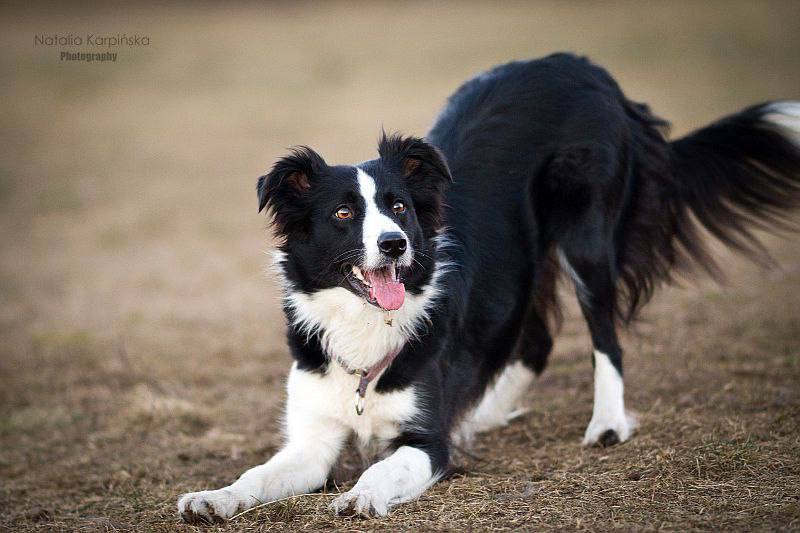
left=356, top=168, right=410, bottom=269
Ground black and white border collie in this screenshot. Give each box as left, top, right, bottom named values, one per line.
left=179, top=53, right=800, bottom=523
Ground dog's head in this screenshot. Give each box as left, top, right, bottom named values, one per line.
left=258, top=133, right=451, bottom=311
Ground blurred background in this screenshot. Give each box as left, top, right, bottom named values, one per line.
left=1, top=2, right=799, bottom=530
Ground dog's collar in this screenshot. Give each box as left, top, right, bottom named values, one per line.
left=334, top=348, right=402, bottom=416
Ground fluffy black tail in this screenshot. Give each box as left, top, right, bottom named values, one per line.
left=671, top=102, right=800, bottom=262
left=619, top=101, right=800, bottom=321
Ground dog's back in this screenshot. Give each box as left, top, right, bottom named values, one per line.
left=430, top=53, right=800, bottom=444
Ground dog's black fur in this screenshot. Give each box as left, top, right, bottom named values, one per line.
left=260, top=53, right=800, bottom=473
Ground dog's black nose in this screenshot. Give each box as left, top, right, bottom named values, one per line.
left=378, top=232, right=407, bottom=258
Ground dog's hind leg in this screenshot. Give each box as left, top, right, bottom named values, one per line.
left=545, top=140, right=637, bottom=447
left=460, top=310, right=552, bottom=437
left=462, top=361, right=535, bottom=435
left=559, top=245, right=636, bottom=447
left=518, top=277, right=557, bottom=376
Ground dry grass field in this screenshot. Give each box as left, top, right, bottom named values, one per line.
left=1, top=2, right=799, bottom=531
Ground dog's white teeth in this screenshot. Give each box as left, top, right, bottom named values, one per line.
left=352, top=265, right=370, bottom=285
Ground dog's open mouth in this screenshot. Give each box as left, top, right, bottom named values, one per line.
left=343, top=262, right=405, bottom=311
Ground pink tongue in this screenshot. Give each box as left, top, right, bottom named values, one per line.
left=367, top=270, right=405, bottom=311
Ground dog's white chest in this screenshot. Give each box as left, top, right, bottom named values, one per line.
left=286, top=286, right=432, bottom=369
left=287, top=363, right=418, bottom=446
left=280, top=270, right=442, bottom=447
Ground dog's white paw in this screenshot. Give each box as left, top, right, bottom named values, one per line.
left=330, top=488, right=391, bottom=518
left=582, top=411, right=638, bottom=447
left=177, top=488, right=247, bottom=524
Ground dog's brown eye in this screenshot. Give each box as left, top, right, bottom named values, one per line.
left=335, top=206, right=352, bottom=220
left=393, top=201, right=406, bottom=214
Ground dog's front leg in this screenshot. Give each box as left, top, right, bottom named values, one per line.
left=178, top=366, right=349, bottom=524
left=330, top=440, right=446, bottom=517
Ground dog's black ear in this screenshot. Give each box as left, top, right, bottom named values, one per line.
left=257, top=146, right=327, bottom=235
left=378, top=133, right=453, bottom=234
left=378, top=132, right=452, bottom=185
